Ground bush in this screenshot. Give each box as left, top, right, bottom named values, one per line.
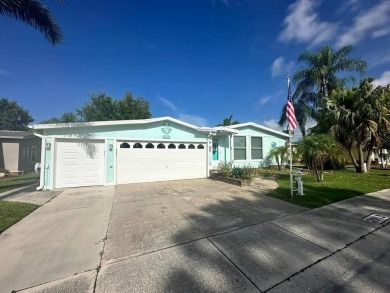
left=217, top=163, right=232, bottom=177
left=241, top=166, right=257, bottom=181
left=231, top=167, right=243, bottom=179
left=0, top=169, right=9, bottom=173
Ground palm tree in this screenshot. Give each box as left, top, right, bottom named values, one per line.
left=217, top=114, right=240, bottom=126
left=266, top=145, right=288, bottom=171
left=294, top=45, right=367, bottom=103
left=327, top=79, right=382, bottom=173
left=0, top=0, right=63, bottom=45
left=297, top=134, right=344, bottom=181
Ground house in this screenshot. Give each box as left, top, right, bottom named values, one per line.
left=0, top=130, right=42, bottom=173
left=29, top=117, right=288, bottom=190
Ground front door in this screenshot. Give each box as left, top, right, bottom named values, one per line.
left=212, top=138, right=219, bottom=161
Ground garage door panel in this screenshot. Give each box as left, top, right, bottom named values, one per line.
left=117, top=143, right=207, bottom=184
left=55, top=140, right=105, bottom=188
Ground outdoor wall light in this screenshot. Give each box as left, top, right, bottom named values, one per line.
left=109, top=144, right=113, bottom=151
left=45, top=142, right=51, bottom=150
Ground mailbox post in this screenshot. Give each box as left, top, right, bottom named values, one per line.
left=296, top=171, right=304, bottom=196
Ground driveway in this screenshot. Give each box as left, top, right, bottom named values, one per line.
left=0, top=179, right=389, bottom=293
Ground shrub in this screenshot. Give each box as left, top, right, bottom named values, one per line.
left=231, top=167, right=243, bottom=179
left=241, top=166, right=257, bottom=181
left=0, top=169, right=9, bottom=173
left=217, top=163, right=232, bottom=177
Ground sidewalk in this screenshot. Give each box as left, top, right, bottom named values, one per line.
left=16, top=189, right=389, bottom=293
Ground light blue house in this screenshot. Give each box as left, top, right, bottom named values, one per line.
left=30, top=117, right=288, bottom=190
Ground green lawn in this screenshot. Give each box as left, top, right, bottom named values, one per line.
left=261, top=168, right=390, bottom=209
left=0, top=173, right=39, bottom=193
left=0, top=201, right=39, bottom=233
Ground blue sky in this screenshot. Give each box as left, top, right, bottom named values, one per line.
left=1, top=0, right=389, bottom=133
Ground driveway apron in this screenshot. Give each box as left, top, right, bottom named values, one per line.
left=0, top=186, right=115, bottom=293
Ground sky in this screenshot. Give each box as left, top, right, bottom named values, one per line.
left=1, top=0, right=390, bottom=134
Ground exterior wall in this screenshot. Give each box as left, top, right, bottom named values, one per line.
left=18, top=136, right=42, bottom=171
left=0, top=140, right=19, bottom=171
left=43, top=121, right=207, bottom=141
left=41, top=120, right=209, bottom=189
left=230, top=126, right=287, bottom=168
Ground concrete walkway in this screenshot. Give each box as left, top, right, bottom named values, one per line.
left=0, top=181, right=388, bottom=293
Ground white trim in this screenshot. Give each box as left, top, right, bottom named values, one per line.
left=30, top=116, right=201, bottom=131
left=228, top=122, right=289, bottom=138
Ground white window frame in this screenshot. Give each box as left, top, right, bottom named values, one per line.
left=233, top=136, right=247, bottom=161
left=251, top=136, right=263, bottom=160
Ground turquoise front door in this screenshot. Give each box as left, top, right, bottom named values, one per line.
left=212, top=138, right=219, bottom=160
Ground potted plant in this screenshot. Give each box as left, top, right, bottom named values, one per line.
left=0, top=169, right=9, bottom=177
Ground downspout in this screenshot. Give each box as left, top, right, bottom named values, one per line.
left=32, top=132, right=46, bottom=190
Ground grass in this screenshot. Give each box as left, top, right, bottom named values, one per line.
left=0, top=172, right=39, bottom=193
left=260, top=168, right=390, bottom=209
left=0, top=201, right=39, bottom=233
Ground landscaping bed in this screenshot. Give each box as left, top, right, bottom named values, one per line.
left=209, top=173, right=252, bottom=187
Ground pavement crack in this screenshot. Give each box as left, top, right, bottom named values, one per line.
left=92, top=186, right=116, bottom=293
left=263, top=221, right=390, bottom=292
left=206, top=237, right=262, bottom=292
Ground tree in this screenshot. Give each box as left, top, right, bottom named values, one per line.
left=297, top=134, right=344, bottom=181
left=266, top=145, right=288, bottom=171
left=116, top=92, right=152, bottom=120
left=40, top=112, right=78, bottom=124
left=77, top=93, right=118, bottom=122
left=282, top=45, right=367, bottom=134
left=217, top=115, right=240, bottom=126
left=0, top=0, right=63, bottom=45
left=278, top=100, right=313, bottom=137
left=326, top=78, right=384, bottom=173
left=0, top=98, right=34, bottom=130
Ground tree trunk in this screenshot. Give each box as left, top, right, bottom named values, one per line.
left=365, top=137, right=375, bottom=172
left=357, top=143, right=366, bottom=173
left=348, top=147, right=360, bottom=172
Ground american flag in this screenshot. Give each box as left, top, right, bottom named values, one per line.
left=286, top=77, right=297, bottom=130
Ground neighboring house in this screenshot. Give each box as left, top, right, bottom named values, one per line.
left=30, top=117, right=288, bottom=190
left=0, top=130, right=41, bottom=173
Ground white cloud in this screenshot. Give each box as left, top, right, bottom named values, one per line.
left=279, top=0, right=337, bottom=46
left=270, top=57, right=294, bottom=78
left=373, top=71, right=390, bottom=86
left=336, top=1, right=390, bottom=47
left=368, top=53, right=390, bottom=68
left=177, top=114, right=208, bottom=126
left=372, top=27, right=390, bottom=38
left=262, top=119, right=284, bottom=131
left=158, top=96, right=178, bottom=112
left=258, top=95, right=271, bottom=107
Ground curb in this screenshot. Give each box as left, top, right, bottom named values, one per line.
left=0, top=184, right=38, bottom=200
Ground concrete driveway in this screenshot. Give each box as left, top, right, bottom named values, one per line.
left=0, top=179, right=389, bottom=293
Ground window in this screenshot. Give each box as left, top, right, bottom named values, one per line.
left=251, top=137, right=263, bottom=160
left=145, top=143, right=154, bottom=148
left=157, top=143, right=165, bottom=149
left=197, top=144, right=204, bottom=149
left=234, top=136, right=246, bottom=160
left=188, top=144, right=195, bottom=149
left=31, top=146, right=36, bottom=162
left=120, top=142, right=130, bottom=148
left=178, top=144, right=186, bottom=149
left=168, top=143, right=176, bottom=149
left=133, top=143, right=143, bottom=148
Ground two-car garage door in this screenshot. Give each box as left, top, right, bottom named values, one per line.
left=116, top=141, right=207, bottom=184
left=54, top=139, right=207, bottom=188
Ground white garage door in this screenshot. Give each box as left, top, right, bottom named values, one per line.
left=55, top=140, right=105, bottom=188
left=117, top=141, right=207, bottom=184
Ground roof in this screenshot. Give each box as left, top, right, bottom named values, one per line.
left=197, top=126, right=240, bottom=135
left=0, top=130, right=36, bottom=139
left=29, top=116, right=200, bottom=131
left=228, top=122, right=289, bottom=138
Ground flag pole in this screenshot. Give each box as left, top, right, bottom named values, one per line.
left=287, top=75, right=294, bottom=198
left=289, top=127, right=293, bottom=199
